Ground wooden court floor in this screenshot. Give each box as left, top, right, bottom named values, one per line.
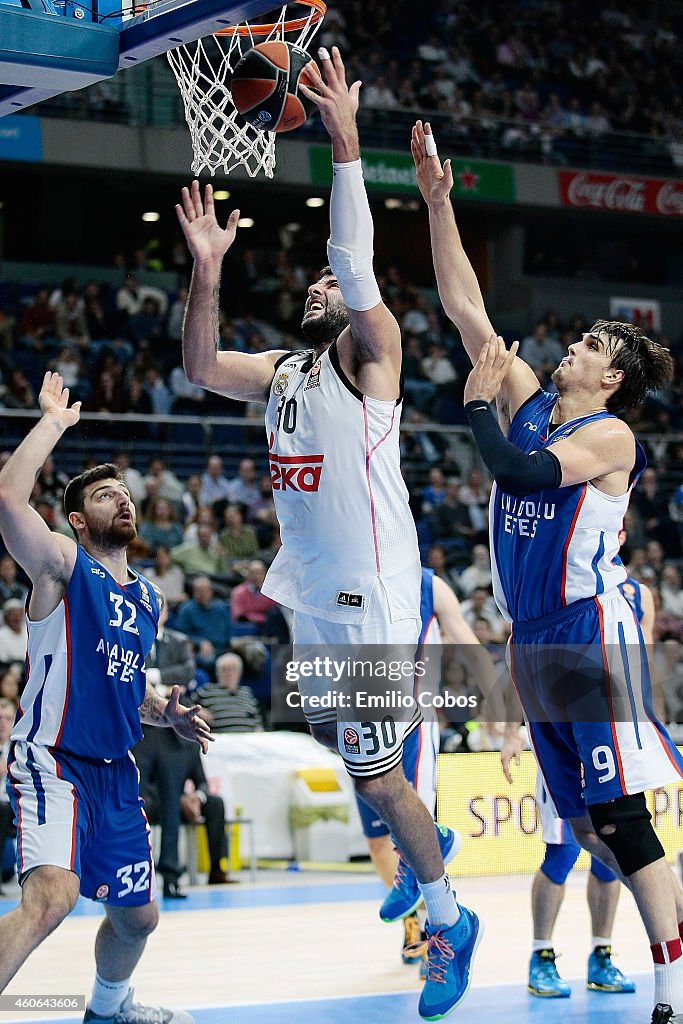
left=0, top=868, right=655, bottom=1023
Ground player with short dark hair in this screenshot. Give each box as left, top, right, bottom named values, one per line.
left=177, top=48, right=480, bottom=1022
left=0, top=372, right=211, bottom=1024
left=413, top=119, right=683, bottom=1024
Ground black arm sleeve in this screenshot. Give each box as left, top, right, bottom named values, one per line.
left=465, top=401, right=563, bottom=496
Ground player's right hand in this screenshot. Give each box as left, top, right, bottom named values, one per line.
left=411, top=121, right=454, bottom=206
left=38, top=371, right=81, bottom=428
left=299, top=47, right=361, bottom=156
left=500, top=729, right=525, bottom=785
left=176, top=181, right=240, bottom=266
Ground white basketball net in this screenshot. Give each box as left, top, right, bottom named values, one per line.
left=167, top=4, right=324, bottom=178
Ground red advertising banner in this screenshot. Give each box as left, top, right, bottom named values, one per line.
left=558, top=171, right=683, bottom=217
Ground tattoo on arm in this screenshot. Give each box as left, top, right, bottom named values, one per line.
left=139, top=683, right=168, bottom=726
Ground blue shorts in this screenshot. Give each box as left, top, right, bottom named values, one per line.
left=511, top=590, right=683, bottom=818
left=7, top=742, right=155, bottom=906
left=355, top=719, right=439, bottom=838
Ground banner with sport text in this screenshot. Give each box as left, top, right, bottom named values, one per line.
left=437, top=751, right=683, bottom=876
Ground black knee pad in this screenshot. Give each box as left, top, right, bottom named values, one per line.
left=588, top=793, right=664, bottom=877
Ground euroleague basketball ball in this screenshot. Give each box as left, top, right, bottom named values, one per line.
left=231, top=40, right=320, bottom=133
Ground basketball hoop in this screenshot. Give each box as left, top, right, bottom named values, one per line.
left=167, top=0, right=326, bottom=178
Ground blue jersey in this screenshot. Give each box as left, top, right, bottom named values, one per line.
left=12, top=546, right=159, bottom=760
left=418, top=568, right=437, bottom=650
left=490, top=390, right=646, bottom=623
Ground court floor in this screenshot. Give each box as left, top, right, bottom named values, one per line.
left=0, top=869, right=654, bottom=1023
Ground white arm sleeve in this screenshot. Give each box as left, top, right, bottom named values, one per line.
left=326, top=159, right=382, bottom=312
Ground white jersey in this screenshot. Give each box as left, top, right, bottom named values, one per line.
left=263, top=343, right=420, bottom=624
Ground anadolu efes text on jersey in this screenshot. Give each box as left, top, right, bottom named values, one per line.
left=11, top=547, right=160, bottom=760
left=490, top=390, right=646, bottom=623
left=263, top=343, right=420, bottom=624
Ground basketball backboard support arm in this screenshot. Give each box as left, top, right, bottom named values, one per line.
left=0, top=0, right=277, bottom=118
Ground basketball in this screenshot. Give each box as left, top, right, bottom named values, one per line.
left=230, top=40, right=320, bottom=134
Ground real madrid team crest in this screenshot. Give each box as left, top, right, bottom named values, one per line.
left=304, top=360, right=321, bottom=391
left=273, top=372, right=289, bottom=396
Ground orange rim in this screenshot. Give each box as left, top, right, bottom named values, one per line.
left=215, top=0, right=326, bottom=37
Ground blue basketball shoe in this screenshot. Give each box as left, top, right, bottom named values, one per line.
left=528, top=949, right=571, bottom=998
left=380, top=824, right=461, bottom=923
left=418, top=904, right=482, bottom=1020
left=586, top=945, right=636, bottom=993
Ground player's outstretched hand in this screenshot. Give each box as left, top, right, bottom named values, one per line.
left=176, top=181, right=240, bottom=267
left=164, top=685, right=214, bottom=754
left=411, top=121, right=453, bottom=206
left=38, top=371, right=81, bottom=429
left=464, top=335, right=519, bottom=405
left=299, top=46, right=361, bottom=157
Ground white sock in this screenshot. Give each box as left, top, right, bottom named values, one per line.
left=532, top=939, right=553, bottom=953
left=592, top=936, right=611, bottom=950
left=88, top=974, right=130, bottom=1017
left=655, top=959, right=683, bottom=1012
left=418, top=874, right=460, bottom=928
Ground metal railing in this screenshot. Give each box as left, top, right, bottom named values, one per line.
left=0, top=409, right=679, bottom=490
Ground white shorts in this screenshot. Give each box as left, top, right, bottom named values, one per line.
left=293, top=582, right=421, bottom=778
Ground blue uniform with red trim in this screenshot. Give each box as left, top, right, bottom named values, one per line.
left=356, top=568, right=439, bottom=837
left=6, top=546, right=159, bottom=904
left=493, top=391, right=683, bottom=818
left=538, top=577, right=648, bottom=885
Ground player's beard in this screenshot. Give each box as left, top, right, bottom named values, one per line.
left=300, top=302, right=349, bottom=349
left=88, top=516, right=137, bottom=551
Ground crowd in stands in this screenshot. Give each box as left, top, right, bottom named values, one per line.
left=37, top=0, right=683, bottom=175
left=0, top=351, right=682, bottom=738
left=0, top=248, right=682, bottom=747
left=1, top=257, right=681, bottom=432
left=332, top=0, right=682, bottom=170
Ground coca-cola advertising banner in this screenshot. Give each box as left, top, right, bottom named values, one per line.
left=558, top=171, right=683, bottom=217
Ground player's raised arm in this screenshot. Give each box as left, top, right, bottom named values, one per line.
left=463, top=336, right=635, bottom=494
left=300, top=47, right=401, bottom=394
left=411, top=121, right=538, bottom=427
left=176, top=180, right=288, bottom=402
left=0, top=372, right=78, bottom=608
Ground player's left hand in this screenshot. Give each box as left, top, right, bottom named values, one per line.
left=299, top=47, right=361, bottom=157
left=411, top=121, right=454, bottom=207
left=164, top=685, right=214, bottom=754
left=464, top=335, right=519, bottom=405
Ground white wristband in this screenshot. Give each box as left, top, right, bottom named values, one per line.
left=425, top=133, right=438, bottom=157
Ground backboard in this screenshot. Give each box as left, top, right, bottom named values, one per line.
left=0, top=0, right=279, bottom=117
